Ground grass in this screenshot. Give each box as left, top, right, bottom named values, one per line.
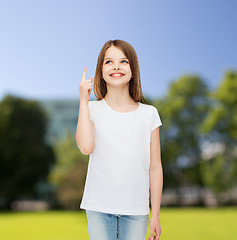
left=0, top=207, right=236, bottom=239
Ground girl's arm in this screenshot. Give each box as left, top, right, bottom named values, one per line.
left=149, top=126, right=163, bottom=216
left=76, top=67, right=95, bottom=155
left=76, top=99, right=95, bottom=155
left=149, top=127, right=163, bottom=239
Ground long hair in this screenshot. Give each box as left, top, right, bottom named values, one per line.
left=93, top=39, right=145, bottom=103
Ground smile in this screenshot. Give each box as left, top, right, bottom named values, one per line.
left=110, top=73, right=124, bottom=77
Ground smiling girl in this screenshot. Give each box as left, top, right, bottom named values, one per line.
left=76, top=39, right=163, bottom=240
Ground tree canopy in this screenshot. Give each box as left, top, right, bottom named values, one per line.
left=0, top=95, right=55, bottom=208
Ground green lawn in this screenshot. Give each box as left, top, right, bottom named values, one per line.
left=0, top=207, right=236, bottom=240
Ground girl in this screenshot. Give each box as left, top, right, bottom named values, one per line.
left=76, top=39, right=163, bottom=240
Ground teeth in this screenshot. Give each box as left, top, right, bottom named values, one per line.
left=111, top=74, right=123, bottom=77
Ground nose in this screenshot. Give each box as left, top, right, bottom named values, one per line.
left=113, top=62, right=120, bottom=70
left=113, top=66, right=119, bottom=70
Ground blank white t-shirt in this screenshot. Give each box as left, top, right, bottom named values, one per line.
left=80, top=98, right=162, bottom=215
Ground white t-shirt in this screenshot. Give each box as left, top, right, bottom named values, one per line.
left=80, top=98, right=162, bottom=215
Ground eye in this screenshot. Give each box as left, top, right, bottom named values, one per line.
left=104, top=59, right=129, bottom=64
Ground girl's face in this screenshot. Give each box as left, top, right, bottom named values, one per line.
left=102, top=46, right=132, bottom=87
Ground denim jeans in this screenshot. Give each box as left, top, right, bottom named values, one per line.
left=86, top=209, right=149, bottom=240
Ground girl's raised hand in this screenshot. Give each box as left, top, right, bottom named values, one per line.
left=79, top=66, right=93, bottom=102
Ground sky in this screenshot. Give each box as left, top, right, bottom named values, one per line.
left=0, top=0, right=236, bottom=101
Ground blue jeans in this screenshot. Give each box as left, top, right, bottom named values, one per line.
left=86, top=210, right=149, bottom=240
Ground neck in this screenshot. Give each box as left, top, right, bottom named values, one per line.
left=104, top=85, right=134, bottom=106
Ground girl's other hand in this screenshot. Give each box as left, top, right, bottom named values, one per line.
left=147, top=215, right=162, bottom=240
left=79, top=66, right=93, bottom=102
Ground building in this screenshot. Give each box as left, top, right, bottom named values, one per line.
left=39, top=99, right=81, bottom=145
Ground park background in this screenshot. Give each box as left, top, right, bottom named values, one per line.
left=0, top=0, right=237, bottom=239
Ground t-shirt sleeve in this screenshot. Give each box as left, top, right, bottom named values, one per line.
left=88, top=101, right=95, bottom=122
left=150, top=106, right=162, bottom=132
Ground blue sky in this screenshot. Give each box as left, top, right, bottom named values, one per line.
left=0, top=0, right=236, bottom=101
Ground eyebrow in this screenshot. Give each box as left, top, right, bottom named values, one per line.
left=104, top=57, right=128, bottom=61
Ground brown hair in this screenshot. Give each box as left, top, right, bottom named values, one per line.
left=93, top=39, right=145, bottom=103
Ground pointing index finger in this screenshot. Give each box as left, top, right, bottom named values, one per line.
left=81, top=66, right=87, bottom=81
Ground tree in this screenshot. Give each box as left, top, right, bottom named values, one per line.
left=48, top=131, right=88, bottom=210
left=200, top=71, right=237, bottom=203
left=0, top=95, right=55, bottom=209
left=154, top=75, right=209, bottom=194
